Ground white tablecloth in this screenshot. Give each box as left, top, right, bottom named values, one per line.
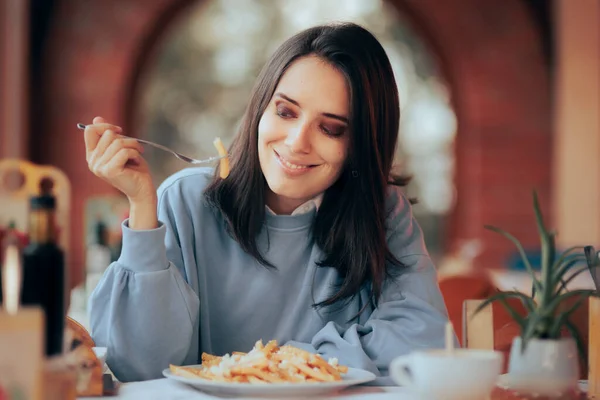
left=79, top=379, right=414, bottom=400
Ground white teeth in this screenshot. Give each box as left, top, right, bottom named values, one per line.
left=278, top=154, right=309, bottom=170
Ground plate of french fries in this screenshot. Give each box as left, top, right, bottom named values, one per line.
left=163, top=340, right=376, bottom=396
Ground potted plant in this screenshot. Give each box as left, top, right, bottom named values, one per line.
left=474, top=191, right=598, bottom=396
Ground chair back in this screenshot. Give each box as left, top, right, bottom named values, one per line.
left=0, top=158, right=71, bottom=255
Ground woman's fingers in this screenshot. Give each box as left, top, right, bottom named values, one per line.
left=84, top=123, right=123, bottom=155
left=87, top=129, right=116, bottom=164
left=92, top=136, right=144, bottom=171
left=96, top=148, right=142, bottom=180
left=83, top=117, right=155, bottom=201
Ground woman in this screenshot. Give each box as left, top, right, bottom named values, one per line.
left=86, top=22, right=451, bottom=384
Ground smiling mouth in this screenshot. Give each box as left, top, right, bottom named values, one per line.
left=274, top=150, right=318, bottom=170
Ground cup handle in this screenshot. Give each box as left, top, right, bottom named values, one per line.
left=389, top=355, right=414, bottom=387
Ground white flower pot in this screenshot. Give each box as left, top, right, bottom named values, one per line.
left=504, top=337, right=579, bottom=396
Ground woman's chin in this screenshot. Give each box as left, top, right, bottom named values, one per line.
left=265, top=183, right=314, bottom=205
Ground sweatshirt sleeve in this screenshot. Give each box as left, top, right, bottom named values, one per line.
left=288, top=189, right=455, bottom=384
left=88, top=177, right=201, bottom=382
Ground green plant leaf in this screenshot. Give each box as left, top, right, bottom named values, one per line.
left=497, top=297, right=526, bottom=331
left=533, top=191, right=556, bottom=306
left=543, top=234, right=557, bottom=303
left=553, top=246, right=584, bottom=271
left=502, top=290, right=536, bottom=312
left=558, top=277, right=571, bottom=293
left=556, top=265, right=600, bottom=295
left=484, top=224, right=542, bottom=294
left=551, top=247, right=585, bottom=290
left=532, top=191, right=548, bottom=235
left=549, top=315, right=564, bottom=338
left=544, top=289, right=599, bottom=318
left=552, top=246, right=585, bottom=273
left=585, top=246, right=600, bottom=290
left=552, top=253, right=586, bottom=289
left=549, top=294, right=589, bottom=337
left=521, top=312, right=544, bottom=352
left=471, top=291, right=536, bottom=317
left=584, top=246, right=599, bottom=268
left=564, top=319, right=587, bottom=371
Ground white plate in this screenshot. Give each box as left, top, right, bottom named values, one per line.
left=162, top=366, right=376, bottom=397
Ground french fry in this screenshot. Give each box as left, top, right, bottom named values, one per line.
left=247, top=376, right=267, bottom=384
left=170, top=364, right=225, bottom=381
left=169, top=340, right=348, bottom=385
left=201, top=352, right=221, bottom=367
left=233, top=367, right=283, bottom=383
left=263, top=340, right=278, bottom=354
left=310, top=355, right=342, bottom=379
left=277, top=368, right=304, bottom=383
left=336, top=365, right=348, bottom=374
left=170, top=364, right=203, bottom=379
left=213, top=137, right=230, bottom=179
left=240, top=358, right=269, bottom=370
left=291, top=362, right=335, bottom=382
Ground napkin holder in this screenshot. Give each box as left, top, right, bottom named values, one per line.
left=52, top=322, right=105, bottom=397
left=43, top=319, right=114, bottom=398
left=0, top=309, right=90, bottom=400
left=1, top=244, right=77, bottom=399
left=0, top=243, right=45, bottom=399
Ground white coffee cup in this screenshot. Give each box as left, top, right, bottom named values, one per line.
left=389, top=349, right=503, bottom=400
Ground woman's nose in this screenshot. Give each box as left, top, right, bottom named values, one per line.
left=284, top=123, right=311, bottom=154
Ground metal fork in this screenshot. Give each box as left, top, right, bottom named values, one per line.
left=77, top=123, right=227, bottom=165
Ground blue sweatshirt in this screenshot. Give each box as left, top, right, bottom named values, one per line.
left=88, top=167, right=451, bottom=384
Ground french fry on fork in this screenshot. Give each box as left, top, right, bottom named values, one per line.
left=213, top=138, right=230, bottom=179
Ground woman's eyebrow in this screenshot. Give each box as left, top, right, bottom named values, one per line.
left=275, top=92, right=349, bottom=124
left=275, top=92, right=300, bottom=106
left=322, top=112, right=349, bottom=124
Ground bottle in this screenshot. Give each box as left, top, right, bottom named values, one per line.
left=20, top=189, right=65, bottom=357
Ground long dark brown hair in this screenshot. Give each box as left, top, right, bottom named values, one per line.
left=205, top=22, right=408, bottom=310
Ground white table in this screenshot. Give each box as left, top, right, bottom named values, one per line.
left=79, top=380, right=413, bottom=400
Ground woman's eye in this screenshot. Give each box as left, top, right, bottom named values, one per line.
left=276, top=106, right=295, bottom=119
left=321, top=124, right=345, bottom=137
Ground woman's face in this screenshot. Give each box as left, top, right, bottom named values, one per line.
left=258, top=56, right=351, bottom=214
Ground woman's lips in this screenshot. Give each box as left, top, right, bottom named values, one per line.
left=274, top=150, right=318, bottom=175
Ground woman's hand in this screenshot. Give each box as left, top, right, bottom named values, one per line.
left=84, top=116, right=158, bottom=229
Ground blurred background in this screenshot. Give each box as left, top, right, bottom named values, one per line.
left=0, top=0, right=598, bottom=310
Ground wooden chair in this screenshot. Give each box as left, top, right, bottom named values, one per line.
left=463, top=297, right=600, bottom=397
left=463, top=297, right=528, bottom=373
left=439, top=274, right=498, bottom=346
left=0, top=158, right=71, bottom=262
